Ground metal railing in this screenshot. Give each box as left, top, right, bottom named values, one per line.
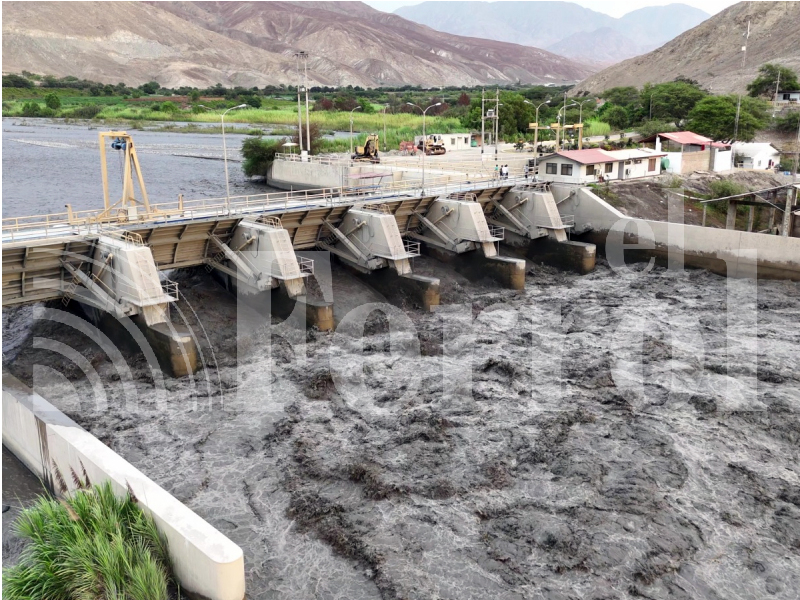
left=488, top=225, right=505, bottom=240
left=2, top=173, right=526, bottom=243
left=161, top=279, right=180, bottom=301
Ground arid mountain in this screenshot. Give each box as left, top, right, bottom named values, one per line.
left=395, top=1, right=709, bottom=64
left=1, top=1, right=594, bottom=88
left=573, top=1, right=800, bottom=96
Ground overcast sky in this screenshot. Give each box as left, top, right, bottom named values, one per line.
left=364, top=0, right=740, bottom=19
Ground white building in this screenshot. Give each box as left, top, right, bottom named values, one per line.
left=732, top=142, right=781, bottom=170
left=537, top=148, right=665, bottom=184
left=775, top=90, right=800, bottom=104
left=413, top=133, right=472, bottom=151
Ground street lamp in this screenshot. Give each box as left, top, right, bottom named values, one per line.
left=382, top=104, right=390, bottom=152
left=524, top=99, right=550, bottom=168
left=222, top=104, right=248, bottom=209
left=407, top=102, right=442, bottom=192
left=557, top=102, right=577, bottom=150
left=294, top=51, right=311, bottom=157
left=349, top=106, right=362, bottom=156
left=200, top=104, right=247, bottom=209
left=577, top=98, right=593, bottom=126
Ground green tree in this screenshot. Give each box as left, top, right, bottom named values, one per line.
left=644, top=81, right=707, bottom=125
left=604, top=105, right=629, bottom=130
left=188, top=89, right=201, bottom=102
left=139, top=81, right=160, bottom=95
left=687, top=95, right=768, bottom=141
left=44, top=93, right=61, bottom=110
left=160, top=101, right=179, bottom=113
left=747, top=63, right=799, bottom=98
left=775, top=110, right=800, bottom=134
left=602, top=86, right=639, bottom=108
left=241, top=136, right=285, bottom=179
left=2, top=73, right=33, bottom=88
left=358, top=98, right=375, bottom=114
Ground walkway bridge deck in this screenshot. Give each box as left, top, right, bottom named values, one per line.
left=2, top=174, right=520, bottom=307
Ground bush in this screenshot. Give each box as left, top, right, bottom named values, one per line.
left=21, top=102, right=42, bottom=117
left=160, top=101, right=179, bottom=114
left=44, top=93, right=61, bottom=110
left=70, top=104, right=103, bottom=119
left=3, top=477, right=175, bottom=600
left=709, top=180, right=746, bottom=199
left=242, top=136, right=286, bottom=179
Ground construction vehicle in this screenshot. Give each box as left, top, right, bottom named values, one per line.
left=417, top=134, right=447, bottom=156
left=352, top=133, right=380, bottom=163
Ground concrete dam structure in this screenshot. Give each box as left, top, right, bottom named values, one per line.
left=4, top=133, right=800, bottom=600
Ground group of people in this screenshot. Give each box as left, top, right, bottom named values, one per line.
left=494, top=164, right=511, bottom=179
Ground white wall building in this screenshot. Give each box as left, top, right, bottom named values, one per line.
left=732, top=142, right=781, bottom=170
left=413, top=133, right=472, bottom=151
left=537, top=148, right=665, bottom=184
left=775, top=90, right=800, bottom=104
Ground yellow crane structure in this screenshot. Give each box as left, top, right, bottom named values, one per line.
left=97, top=131, right=152, bottom=221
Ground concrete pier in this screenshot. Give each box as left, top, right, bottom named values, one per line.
left=424, top=245, right=526, bottom=290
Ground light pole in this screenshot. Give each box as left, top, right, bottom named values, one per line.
left=349, top=106, right=362, bottom=156
left=382, top=104, right=390, bottom=152
left=407, top=102, right=442, bottom=193
left=294, top=53, right=304, bottom=153
left=524, top=99, right=550, bottom=169
left=295, top=51, right=311, bottom=155
left=557, top=102, right=577, bottom=151
left=221, top=104, right=248, bottom=209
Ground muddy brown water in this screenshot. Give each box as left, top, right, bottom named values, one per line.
left=3, top=255, right=799, bottom=599
left=3, top=120, right=799, bottom=599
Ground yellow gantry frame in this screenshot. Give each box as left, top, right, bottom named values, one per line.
left=98, top=131, right=151, bottom=219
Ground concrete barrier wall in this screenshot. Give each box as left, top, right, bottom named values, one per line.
left=2, top=374, right=245, bottom=600
left=552, top=184, right=800, bottom=280
left=269, top=160, right=347, bottom=190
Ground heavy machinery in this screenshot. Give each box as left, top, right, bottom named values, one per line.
left=417, top=134, right=447, bottom=156
left=352, top=133, right=380, bottom=163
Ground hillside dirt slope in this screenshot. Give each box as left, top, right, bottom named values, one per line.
left=573, top=1, right=800, bottom=96
left=1, top=1, right=594, bottom=88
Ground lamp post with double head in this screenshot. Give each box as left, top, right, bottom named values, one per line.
left=407, top=102, right=442, bottom=193
left=524, top=99, right=550, bottom=169
left=557, top=103, right=577, bottom=151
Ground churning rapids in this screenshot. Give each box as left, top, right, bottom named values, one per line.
left=3, top=119, right=799, bottom=599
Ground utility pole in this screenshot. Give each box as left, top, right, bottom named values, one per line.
left=733, top=20, right=750, bottom=141
left=772, top=69, right=781, bottom=118
left=302, top=52, right=311, bottom=155
left=481, top=89, right=485, bottom=156
left=295, top=53, right=303, bottom=153
left=494, top=88, right=499, bottom=162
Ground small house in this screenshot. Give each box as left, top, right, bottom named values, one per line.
left=537, top=148, right=665, bottom=184
left=732, top=142, right=781, bottom=170
left=639, top=131, right=715, bottom=174
left=775, top=90, right=800, bottom=104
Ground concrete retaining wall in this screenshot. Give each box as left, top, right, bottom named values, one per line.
left=2, top=374, right=245, bottom=600
left=269, top=160, right=347, bottom=190
left=552, top=184, right=800, bottom=281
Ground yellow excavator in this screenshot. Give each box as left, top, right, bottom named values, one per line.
left=417, top=134, right=447, bottom=156
left=352, top=133, right=380, bottom=163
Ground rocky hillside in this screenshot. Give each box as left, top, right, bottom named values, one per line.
left=1, top=1, right=594, bottom=89
left=395, top=1, right=709, bottom=64
left=573, top=1, right=800, bottom=95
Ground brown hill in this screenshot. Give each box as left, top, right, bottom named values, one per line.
left=572, top=1, right=800, bottom=96
left=1, top=1, right=595, bottom=88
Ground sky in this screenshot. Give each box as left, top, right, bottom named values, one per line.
left=363, top=0, right=740, bottom=19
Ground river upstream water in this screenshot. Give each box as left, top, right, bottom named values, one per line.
left=2, top=119, right=800, bottom=599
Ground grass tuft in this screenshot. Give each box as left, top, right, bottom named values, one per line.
left=3, top=480, right=176, bottom=600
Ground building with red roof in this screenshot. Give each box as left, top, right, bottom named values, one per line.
left=639, top=131, right=733, bottom=174
left=536, top=148, right=666, bottom=184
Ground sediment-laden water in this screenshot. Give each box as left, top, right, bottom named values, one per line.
left=3, top=255, right=799, bottom=599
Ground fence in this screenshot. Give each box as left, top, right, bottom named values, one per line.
left=3, top=173, right=525, bottom=243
